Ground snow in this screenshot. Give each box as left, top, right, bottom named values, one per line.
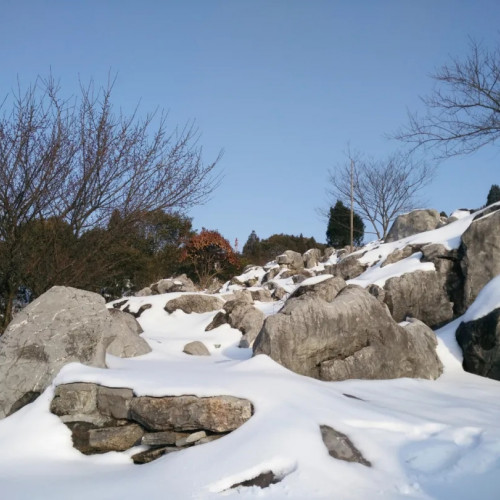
left=1, top=209, right=500, bottom=499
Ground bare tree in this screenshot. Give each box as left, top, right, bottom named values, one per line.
left=0, top=75, right=221, bottom=328
left=397, top=39, right=500, bottom=157
left=327, top=151, right=434, bottom=240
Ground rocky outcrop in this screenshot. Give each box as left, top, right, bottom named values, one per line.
left=206, top=298, right=265, bottom=348
left=333, top=255, right=367, bottom=280
left=51, top=383, right=253, bottom=462
left=303, top=248, right=322, bottom=269
left=253, top=285, right=442, bottom=381
left=276, top=250, right=304, bottom=271
left=0, top=286, right=151, bottom=420
left=459, top=209, right=500, bottom=312
left=456, top=308, right=500, bottom=380
left=165, top=294, right=224, bottom=314
left=385, top=209, right=441, bottom=242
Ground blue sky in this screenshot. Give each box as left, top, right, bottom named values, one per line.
left=1, top=1, right=499, bottom=247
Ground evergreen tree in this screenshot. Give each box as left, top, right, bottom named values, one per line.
left=242, top=230, right=261, bottom=259
left=326, top=200, right=364, bottom=247
left=486, top=184, right=500, bottom=206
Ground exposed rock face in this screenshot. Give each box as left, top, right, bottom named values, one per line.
left=381, top=244, right=463, bottom=328
left=456, top=308, right=500, bottom=380
left=0, top=286, right=150, bottom=419
left=51, top=383, right=253, bottom=460
left=183, top=341, right=210, bottom=356
left=320, top=425, right=371, bottom=466
left=381, top=245, right=422, bottom=267
left=164, top=294, right=224, bottom=314
left=129, top=395, right=253, bottom=432
left=385, top=209, right=441, bottom=242
left=106, top=309, right=151, bottom=358
left=333, top=255, right=367, bottom=280
left=460, top=209, right=500, bottom=311
left=276, top=250, right=304, bottom=270
left=290, top=276, right=346, bottom=303
left=253, top=285, right=442, bottom=381
left=205, top=299, right=265, bottom=348
left=303, top=248, right=322, bottom=269
left=384, top=270, right=454, bottom=328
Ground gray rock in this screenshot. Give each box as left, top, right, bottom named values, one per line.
left=132, top=446, right=179, bottom=464
left=250, top=289, right=273, bottom=302
left=303, top=248, right=323, bottom=269
left=456, top=308, right=500, bottom=380
left=88, top=424, right=144, bottom=452
left=367, top=284, right=385, bottom=304
left=289, top=276, right=346, bottom=303
left=381, top=245, right=422, bottom=267
left=51, top=383, right=99, bottom=419
left=383, top=270, right=455, bottom=328
left=175, top=430, right=207, bottom=447
left=333, top=255, right=367, bottom=280
left=205, top=299, right=265, bottom=348
left=142, top=431, right=187, bottom=446
left=183, top=341, right=210, bottom=356
left=320, top=425, right=371, bottom=466
left=96, top=386, right=134, bottom=420
left=106, top=309, right=151, bottom=358
left=129, top=395, right=253, bottom=432
left=230, top=471, right=281, bottom=489
left=0, top=286, right=146, bottom=419
left=165, top=294, right=224, bottom=314
left=460, top=208, right=500, bottom=311
left=385, top=209, right=441, bottom=243
left=276, top=250, right=304, bottom=270
left=135, top=287, right=152, bottom=297
left=253, top=285, right=442, bottom=381
left=152, top=274, right=197, bottom=294
left=322, top=247, right=336, bottom=261
left=195, top=434, right=225, bottom=445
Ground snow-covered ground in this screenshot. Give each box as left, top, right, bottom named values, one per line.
left=0, top=208, right=499, bottom=499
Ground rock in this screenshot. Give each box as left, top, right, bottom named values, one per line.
left=205, top=299, right=265, bottom=348
left=262, top=266, right=281, bottom=283
left=106, top=309, right=151, bottom=358
left=128, top=395, right=253, bottom=432
left=456, top=308, right=500, bottom=380
left=51, top=383, right=99, bottom=418
left=183, top=341, right=210, bottom=356
left=96, top=386, right=134, bottom=420
left=276, top=250, right=304, bottom=270
left=253, top=285, right=442, bottom=381
left=250, top=289, right=273, bottom=302
left=175, top=430, right=207, bottom=447
left=385, top=209, right=441, bottom=243
left=322, top=247, right=336, bottom=261
left=460, top=209, right=500, bottom=311
left=289, top=276, right=346, bottom=303
left=135, top=287, right=152, bottom=297
left=164, top=294, right=224, bottom=314
left=320, top=425, right=371, bottom=466
left=142, top=431, right=187, bottom=446
left=88, top=424, right=144, bottom=452
left=0, top=286, right=148, bottom=419
left=195, top=434, right=225, bottom=445
left=122, top=303, right=152, bottom=318
left=381, top=245, right=423, bottom=267
left=303, top=248, right=322, bottom=269
left=152, top=274, right=197, bottom=294
left=132, top=446, right=179, bottom=464
left=333, top=255, right=367, bottom=280
left=232, top=290, right=253, bottom=303
left=367, top=284, right=385, bottom=304
left=65, top=421, right=99, bottom=455
left=383, top=270, right=455, bottom=328
left=230, top=471, right=281, bottom=489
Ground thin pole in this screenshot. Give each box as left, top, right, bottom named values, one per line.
left=350, top=159, right=354, bottom=253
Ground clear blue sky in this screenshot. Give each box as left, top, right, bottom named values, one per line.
left=1, top=1, right=499, bottom=247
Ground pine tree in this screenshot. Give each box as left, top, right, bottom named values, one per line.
left=242, top=230, right=260, bottom=259
left=486, top=184, right=500, bottom=206
left=326, top=200, right=364, bottom=247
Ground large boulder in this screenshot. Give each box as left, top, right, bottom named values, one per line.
left=276, top=250, right=304, bottom=271
left=456, top=307, right=500, bottom=380
left=333, top=255, right=367, bottom=280
left=253, top=285, right=442, bottom=381
left=459, top=208, right=500, bottom=312
left=106, top=309, right=151, bottom=357
left=151, top=274, right=197, bottom=294
left=385, top=209, right=441, bottom=243
left=0, top=286, right=150, bottom=419
left=164, top=294, right=224, bottom=314
left=288, top=276, right=346, bottom=303
left=303, top=248, right=322, bottom=269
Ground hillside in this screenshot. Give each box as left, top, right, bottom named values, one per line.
left=0, top=205, right=499, bottom=499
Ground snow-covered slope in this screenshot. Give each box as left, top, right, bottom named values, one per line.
left=0, top=209, right=500, bottom=500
